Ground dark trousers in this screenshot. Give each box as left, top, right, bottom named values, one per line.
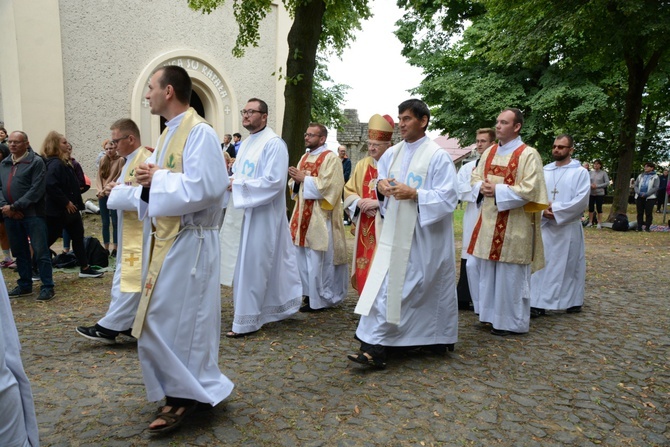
left=636, top=197, right=655, bottom=229
left=98, top=196, right=118, bottom=245
left=656, top=191, right=667, bottom=212
left=47, top=212, right=88, bottom=268
left=456, top=258, right=473, bottom=310
left=5, top=216, right=54, bottom=290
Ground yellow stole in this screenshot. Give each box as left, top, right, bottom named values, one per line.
left=132, top=108, right=208, bottom=337
left=119, top=146, right=152, bottom=292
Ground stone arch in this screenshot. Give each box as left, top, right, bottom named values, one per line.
left=131, top=49, right=238, bottom=147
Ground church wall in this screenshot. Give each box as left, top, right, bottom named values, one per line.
left=56, top=0, right=287, bottom=181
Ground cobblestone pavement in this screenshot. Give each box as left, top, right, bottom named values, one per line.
left=6, top=229, right=669, bottom=446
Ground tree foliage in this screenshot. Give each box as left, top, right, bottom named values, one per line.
left=310, top=56, right=350, bottom=129
left=189, top=0, right=370, bottom=166
left=397, top=0, right=670, bottom=219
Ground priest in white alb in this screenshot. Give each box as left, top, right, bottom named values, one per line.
left=343, top=113, right=394, bottom=294
left=348, top=99, right=459, bottom=369
left=467, top=108, right=548, bottom=336
left=133, top=66, right=234, bottom=434
left=220, top=98, right=301, bottom=337
left=288, top=123, right=348, bottom=313
left=530, top=134, right=590, bottom=317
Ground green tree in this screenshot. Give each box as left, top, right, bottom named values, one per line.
left=188, top=0, right=370, bottom=166
left=397, top=0, right=670, bottom=220
left=310, top=56, right=350, bottom=129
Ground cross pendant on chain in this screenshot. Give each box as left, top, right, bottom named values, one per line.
left=551, top=188, right=559, bottom=200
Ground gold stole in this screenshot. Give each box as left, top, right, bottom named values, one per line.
left=132, top=108, right=208, bottom=338
left=119, top=146, right=152, bottom=292
left=355, top=140, right=440, bottom=324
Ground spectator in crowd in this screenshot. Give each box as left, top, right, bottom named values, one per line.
left=233, top=132, right=242, bottom=155
left=222, top=133, right=235, bottom=159
left=586, top=159, right=609, bottom=229
left=633, top=162, right=659, bottom=232
left=61, top=141, right=91, bottom=254
left=0, top=131, right=55, bottom=301
left=96, top=139, right=125, bottom=256
left=656, top=169, right=668, bottom=213
left=0, top=135, right=13, bottom=268
left=41, top=131, right=103, bottom=278
left=339, top=145, right=352, bottom=225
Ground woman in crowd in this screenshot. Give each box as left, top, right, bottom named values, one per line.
left=41, top=131, right=103, bottom=278
left=61, top=141, right=91, bottom=253
left=95, top=139, right=124, bottom=256
left=587, top=159, right=609, bottom=229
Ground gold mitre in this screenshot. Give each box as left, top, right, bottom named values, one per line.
left=368, top=114, right=395, bottom=141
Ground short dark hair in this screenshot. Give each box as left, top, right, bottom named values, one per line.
left=110, top=118, right=141, bottom=140
left=154, top=66, right=192, bottom=105
left=645, top=162, right=655, bottom=169
left=307, top=123, right=328, bottom=138
left=398, top=99, right=430, bottom=131
left=555, top=133, right=574, bottom=147
left=502, top=107, right=524, bottom=128
left=233, top=133, right=241, bottom=139
left=247, top=98, right=268, bottom=114
left=476, top=128, right=495, bottom=141
left=593, top=159, right=603, bottom=166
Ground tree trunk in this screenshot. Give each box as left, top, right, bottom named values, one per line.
left=281, top=0, right=326, bottom=168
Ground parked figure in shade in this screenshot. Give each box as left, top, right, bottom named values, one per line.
left=456, top=128, right=495, bottom=311
left=656, top=169, right=668, bottom=213
left=530, top=135, right=590, bottom=318
left=467, top=108, right=548, bottom=336
left=219, top=98, right=302, bottom=338
left=41, top=131, right=103, bottom=279
left=134, top=65, right=234, bottom=433
left=0, top=270, right=39, bottom=446
left=288, top=123, right=349, bottom=313
left=96, top=139, right=125, bottom=256
left=343, top=114, right=394, bottom=294
left=633, top=162, right=660, bottom=232
left=586, top=159, right=609, bottom=229
left=76, top=118, right=152, bottom=344
left=0, top=131, right=55, bottom=301
left=348, top=99, right=459, bottom=369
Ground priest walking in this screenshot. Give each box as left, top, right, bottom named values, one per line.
left=220, top=98, right=301, bottom=337
left=134, top=66, right=234, bottom=433
left=348, top=99, right=459, bottom=369
left=467, top=108, right=548, bottom=336
left=530, top=135, right=590, bottom=317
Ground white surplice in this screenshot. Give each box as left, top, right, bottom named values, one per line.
left=356, top=137, right=459, bottom=347
left=137, top=113, right=233, bottom=405
left=457, top=159, right=479, bottom=260
left=101, top=148, right=151, bottom=332
left=226, top=127, right=301, bottom=333
left=531, top=159, right=590, bottom=310
left=0, top=271, right=39, bottom=447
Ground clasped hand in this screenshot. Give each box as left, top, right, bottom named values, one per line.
left=135, top=163, right=159, bottom=187
left=378, top=178, right=416, bottom=201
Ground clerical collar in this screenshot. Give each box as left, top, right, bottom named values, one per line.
left=164, top=110, right=187, bottom=130
left=249, top=126, right=268, bottom=137
left=497, top=136, right=523, bottom=155
left=308, top=145, right=327, bottom=155
left=11, top=151, right=29, bottom=164
left=405, top=135, right=428, bottom=151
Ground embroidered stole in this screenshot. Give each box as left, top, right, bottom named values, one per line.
left=289, top=151, right=330, bottom=246
left=132, top=108, right=207, bottom=337
left=119, top=146, right=151, bottom=292
left=352, top=163, right=379, bottom=292
left=467, top=143, right=527, bottom=260
left=219, top=128, right=279, bottom=286
left=355, top=140, right=440, bottom=325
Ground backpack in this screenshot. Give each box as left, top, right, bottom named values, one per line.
left=84, top=236, right=109, bottom=268
left=611, top=213, right=629, bottom=231
left=52, top=251, right=78, bottom=268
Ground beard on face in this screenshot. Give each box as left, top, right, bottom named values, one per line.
left=553, top=152, right=570, bottom=162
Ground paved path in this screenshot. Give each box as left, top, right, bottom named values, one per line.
left=5, top=229, right=669, bottom=446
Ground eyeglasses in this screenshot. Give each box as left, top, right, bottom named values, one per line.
left=304, top=133, right=322, bottom=138
left=552, top=144, right=571, bottom=149
left=367, top=141, right=388, bottom=149
left=111, top=135, right=130, bottom=145
left=240, top=109, right=263, bottom=117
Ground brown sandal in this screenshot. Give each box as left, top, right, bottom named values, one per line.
left=148, top=403, right=197, bottom=434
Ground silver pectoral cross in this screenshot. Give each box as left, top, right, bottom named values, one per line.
left=551, top=187, right=559, bottom=200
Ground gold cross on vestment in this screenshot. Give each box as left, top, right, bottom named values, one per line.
left=125, top=253, right=138, bottom=267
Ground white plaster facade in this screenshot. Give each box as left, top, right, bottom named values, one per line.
left=0, top=0, right=290, bottom=179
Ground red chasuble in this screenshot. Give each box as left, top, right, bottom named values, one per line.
left=352, top=163, right=379, bottom=292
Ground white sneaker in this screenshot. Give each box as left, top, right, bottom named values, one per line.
left=596, top=223, right=602, bottom=229
left=584, top=222, right=592, bottom=228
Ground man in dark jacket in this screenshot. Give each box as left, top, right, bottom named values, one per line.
left=0, top=131, right=54, bottom=301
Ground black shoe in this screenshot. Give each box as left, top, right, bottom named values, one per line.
left=119, top=328, right=135, bottom=338
left=110, top=249, right=117, bottom=258
left=530, top=307, right=546, bottom=318
left=36, top=288, right=55, bottom=302
left=491, top=328, right=525, bottom=336
left=566, top=306, right=582, bottom=314
left=75, top=324, right=118, bottom=344
left=8, top=286, right=32, bottom=298
left=79, top=267, right=104, bottom=278
left=347, top=352, right=386, bottom=369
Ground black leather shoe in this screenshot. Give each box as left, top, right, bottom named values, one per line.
left=491, top=328, right=525, bottom=336
left=566, top=306, right=582, bottom=314
left=530, top=307, right=546, bottom=318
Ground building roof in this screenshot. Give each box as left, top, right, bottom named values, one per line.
left=434, top=135, right=476, bottom=164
